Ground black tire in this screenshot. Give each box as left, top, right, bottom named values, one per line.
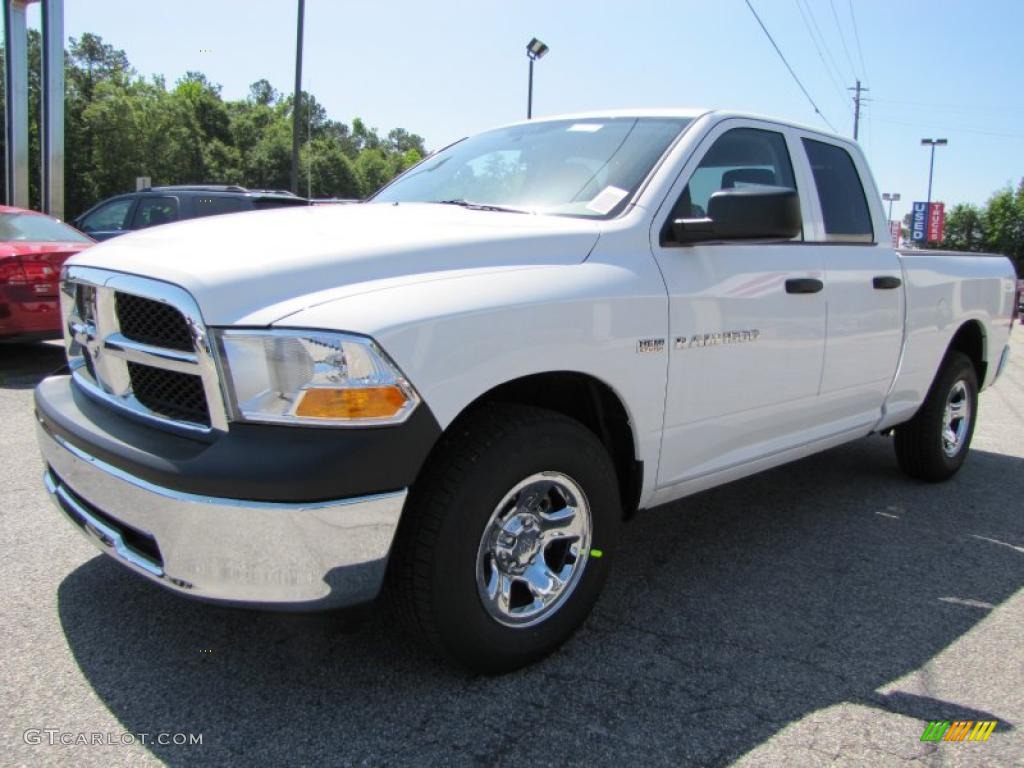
left=388, top=403, right=621, bottom=673
left=894, top=351, right=978, bottom=482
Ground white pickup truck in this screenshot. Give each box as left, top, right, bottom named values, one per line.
left=35, top=109, right=1017, bottom=672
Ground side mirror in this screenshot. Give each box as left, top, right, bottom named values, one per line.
left=672, top=186, right=801, bottom=243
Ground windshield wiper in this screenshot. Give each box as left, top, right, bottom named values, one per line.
left=433, top=199, right=531, bottom=214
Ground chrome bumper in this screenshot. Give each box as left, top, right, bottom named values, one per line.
left=37, top=420, right=407, bottom=610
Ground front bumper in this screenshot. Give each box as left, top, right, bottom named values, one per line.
left=33, top=374, right=441, bottom=610
left=38, top=420, right=407, bottom=609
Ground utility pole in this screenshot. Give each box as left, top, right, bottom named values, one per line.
left=849, top=79, right=868, bottom=140
left=290, top=0, right=305, bottom=195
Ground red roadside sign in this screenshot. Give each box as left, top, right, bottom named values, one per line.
left=927, top=202, right=945, bottom=243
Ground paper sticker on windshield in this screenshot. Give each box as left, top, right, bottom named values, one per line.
left=568, top=123, right=604, bottom=133
left=586, top=186, right=628, bottom=214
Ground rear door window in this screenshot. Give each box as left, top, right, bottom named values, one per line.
left=802, top=139, right=873, bottom=242
left=132, top=197, right=180, bottom=229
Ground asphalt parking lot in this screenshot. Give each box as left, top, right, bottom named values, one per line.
left=2, top=334, right=1022, bottom=767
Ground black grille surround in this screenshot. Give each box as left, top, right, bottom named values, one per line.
left=127, top=362, right=210, bottom=426
left=115, top=292, right=194, bottom=351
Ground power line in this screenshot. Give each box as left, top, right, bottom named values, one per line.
left=829, top=0, right=859, bottom=82
left=847, top=0, right=870, bottom=86
left=868, top=116, right=1024, bottom=140
left=743, top=0, right=837, bottom=132
left=793, top=0, right=852, bottom=114
left=799, top=0, right=850, bottom=106
left=871, top=97, right=1024, bottom=115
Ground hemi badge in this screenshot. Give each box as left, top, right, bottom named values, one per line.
left=637, top=338, right=665, bottom=354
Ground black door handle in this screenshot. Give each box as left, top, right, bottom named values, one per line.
left=873, top=275, right=902, bottom=290
left=785, top=278, right=824, bottom=294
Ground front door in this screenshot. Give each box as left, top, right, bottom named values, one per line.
left=650, top=120, right=827, bottom=489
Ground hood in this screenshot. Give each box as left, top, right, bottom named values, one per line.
left=67, top=203, right=602, bottom=325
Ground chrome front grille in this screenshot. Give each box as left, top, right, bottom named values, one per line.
left=126, top=361, right=210, bottom=424
left=60, top=266, right=228, bottom=433
left=116, top=292, right=194, bottom=351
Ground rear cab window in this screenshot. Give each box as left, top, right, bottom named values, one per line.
left=802, top=139, right=874, bottom=243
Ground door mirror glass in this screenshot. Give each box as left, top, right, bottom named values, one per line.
left=672, top=186, right=802, bottom=242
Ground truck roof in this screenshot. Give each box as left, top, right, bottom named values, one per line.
left=501, top=108, right=854, bottom=145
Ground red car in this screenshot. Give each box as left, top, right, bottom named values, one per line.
left=0, top=205, right=94, bottom=342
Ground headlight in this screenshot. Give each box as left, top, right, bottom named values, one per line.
left=213, top=329, right=419, bottom=426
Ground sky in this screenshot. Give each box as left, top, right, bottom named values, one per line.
left=18, top=0, right=1024, bottom=223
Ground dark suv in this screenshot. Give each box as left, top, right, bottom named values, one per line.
left=72, top=185, right=310, bottom=241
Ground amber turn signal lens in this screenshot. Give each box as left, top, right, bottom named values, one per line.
left=294, top=386, right=408, bottom=420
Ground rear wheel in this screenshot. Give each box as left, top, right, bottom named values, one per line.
left=389, top=404, right=621, bottom=673
left=894, top=351, right=978, bottom=482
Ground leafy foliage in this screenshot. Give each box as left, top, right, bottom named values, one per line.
left=935, top=180, right=1024, bottom=275
left=1, top=33, right=426, bottom=216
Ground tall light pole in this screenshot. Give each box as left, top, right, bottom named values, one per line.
left=290, top=0, right=305, bottom=195
left=526, top=38, right=549, bottom=120
left=882, top=192, right=900, bottom=222
left=920, top=138, right=947, bottom=209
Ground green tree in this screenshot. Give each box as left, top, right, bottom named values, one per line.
left=2, top=33, right=428, bottom=214
left=355, top=148, right=392, bottom=196
left=300, top=138, right=360, bottom=198
left=940, top=203, right=986, bottom=252
left=983, top=181, right=1024, bottom=274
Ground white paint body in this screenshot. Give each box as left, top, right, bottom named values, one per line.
left=68, top=110, right=1017, bottom=510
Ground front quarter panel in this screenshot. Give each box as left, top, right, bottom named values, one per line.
left=276, top=256, right=670, bottom=506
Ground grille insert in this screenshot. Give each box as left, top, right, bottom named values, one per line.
left=127, top=362, right=210, bottom=426
left=116, top=292, right=193, bottom=351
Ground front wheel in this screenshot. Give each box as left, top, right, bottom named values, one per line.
left=894, top=351, right=978, bottom=482
left=389, top=404, right=621, bottom=673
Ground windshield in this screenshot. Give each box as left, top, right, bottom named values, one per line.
left=373, top=117, right=690, bottom=218
left=0, top=212, right=92, bottom=243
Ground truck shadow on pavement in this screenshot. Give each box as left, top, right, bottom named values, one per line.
left=0, top=342, right=66, bottom=390
left=56, top=438, right=1023, bottom=766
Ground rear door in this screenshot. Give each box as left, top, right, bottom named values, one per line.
left=794, top=135, right=904, bottom=431
left=650, top=119, right=828, bottom=488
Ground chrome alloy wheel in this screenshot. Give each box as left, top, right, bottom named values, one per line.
left=941, top=380, right=972, bottom=458
left=476, top=472, right=592, bottom=627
